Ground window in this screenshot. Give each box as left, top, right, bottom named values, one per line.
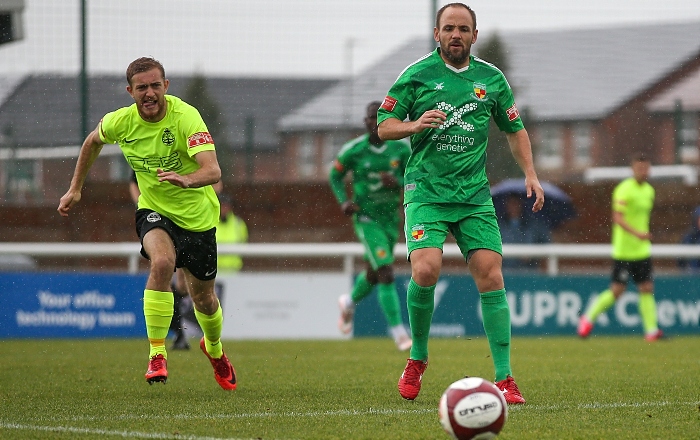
left=3, top=159, right=41, bottom=203
left=535, top=123, right=563, bottom=169
left=572, top=122, right=592, bottom=167
left=297, top=134, right=315, bottom=178
left=679, top=112, right=699, bottom=163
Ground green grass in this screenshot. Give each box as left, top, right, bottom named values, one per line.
left=0, top=336, right=698, bottom=439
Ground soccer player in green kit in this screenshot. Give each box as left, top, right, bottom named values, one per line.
left=58, top=57, right=237, bottom=390
left=330, top=101, right=413, bottom=351
left=377, top=3, right=544, bottom=403
left=578, top=155, right=663, bottom=341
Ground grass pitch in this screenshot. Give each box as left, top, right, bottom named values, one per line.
left=0, top=336, right=698, bottom=439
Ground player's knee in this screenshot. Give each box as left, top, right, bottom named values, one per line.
left=149, top=257, right=176, bottom=281
left=376, top=265, right=395, bottom=284
left=412, top=262, right=439, bottom=286
left=365, top=268, right=379, bottom=285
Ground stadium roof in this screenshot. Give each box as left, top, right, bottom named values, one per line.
left=279, top=20, right=700, bottom=131
left=0, top=75, right=338, bottom=150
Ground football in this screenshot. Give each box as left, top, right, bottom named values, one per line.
left=438, top=377, right=507, bottom=440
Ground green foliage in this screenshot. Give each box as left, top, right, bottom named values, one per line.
left=0, top=337, right=697, bottom=439
left=476, top=33, right=529, bottom=182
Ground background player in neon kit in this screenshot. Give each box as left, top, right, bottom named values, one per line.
left=330, top=101, right=412, bottom=351
left=57, top=57, right=237, bottom=390
left=578, top=155, right=663, bottom=341
left=377, top=3, right=544, bottom=403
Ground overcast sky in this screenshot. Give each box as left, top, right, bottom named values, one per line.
left=1, top=0, right=699, bottom=78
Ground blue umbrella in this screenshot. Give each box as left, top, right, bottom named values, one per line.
left=490, top=179, right=576, bottom=229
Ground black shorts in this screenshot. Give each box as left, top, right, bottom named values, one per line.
left=611, top=258, right=653, bottom=285
left=135, top=209, right=218, bottom=281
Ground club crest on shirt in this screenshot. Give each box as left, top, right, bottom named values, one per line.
left=472, top=83, right=487, bottom=101
left=376, top=248, right=387, bottom=259
left=161, top=128, right=175, bottom=146
left=411, top=224, right=426, bottom=241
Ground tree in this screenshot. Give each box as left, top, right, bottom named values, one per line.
left=476, top=32, right=523, bottom=183
left=182, top=74, right=234, bottom=178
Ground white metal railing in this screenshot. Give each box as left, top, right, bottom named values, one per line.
left=2, top=242, right=700, bottom=277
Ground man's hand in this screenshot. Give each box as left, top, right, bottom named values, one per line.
left=340, top=200, right=359, bottom=216
left=413, top=109, right=447, bottom=133
left=157, top=168, right=190, bottom=188
left=525, top=177, right=545, bottom=213
left=57, top=190, right=82, bottom=217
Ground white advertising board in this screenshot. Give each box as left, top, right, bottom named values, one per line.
left=218, top=273, right=351, bottom=339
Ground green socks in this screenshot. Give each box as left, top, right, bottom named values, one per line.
left=480, top=289, right=512, bottom=382
left=586, top=289, right=616, bottom=321
left=377, top=282, right=403, bottom=327
left=143, top=289, right=174, bottom=358
left=195, top=305, right=224, bottom=359
left=638, top=293, right=658, bottom=334
left=350, top=272, right=374, bottom=303
left=407, top=278, right=435, bottom=361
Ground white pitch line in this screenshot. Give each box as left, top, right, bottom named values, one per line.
left=0, top=422, right=256, bottom=440
left=9, top=400, right=699, bottom=425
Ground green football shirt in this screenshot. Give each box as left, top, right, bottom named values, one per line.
left=329, top=134, right=411, bottom=222
left=99, top=94, right=220, bottom=232
left=611, top=177, right=655, bottom=261
left=377, top=49, right=524, bottom=205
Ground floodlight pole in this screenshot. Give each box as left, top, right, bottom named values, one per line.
left=80, top=0, right=88, bottom=139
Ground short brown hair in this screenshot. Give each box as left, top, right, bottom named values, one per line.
left=126, top=57, right=165, bottom=86
left=435, top=3, right=476, bottom=30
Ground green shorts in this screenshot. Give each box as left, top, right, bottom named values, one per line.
left=353, top=214, right=399, bottom=269
left=403, top=202, right=502, bottom=261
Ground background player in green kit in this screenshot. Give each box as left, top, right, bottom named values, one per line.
left=377, top=3, right=544, bottom=403
left=578, top=155, right=663, bottom=341
left=58, top=57, right=237, bottom=390
left=330, top=101, right=413, bottom=351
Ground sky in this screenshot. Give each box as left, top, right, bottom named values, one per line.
left=1, top=0, right=699, bottom=78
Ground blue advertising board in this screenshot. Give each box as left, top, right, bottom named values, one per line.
left=0, top=273, right=147, bottom=338
left=354, top=274, right=700, bottom=337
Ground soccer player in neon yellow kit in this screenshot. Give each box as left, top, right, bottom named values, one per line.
left=58, top=57, right=237, bottom=390
left=330, top=101, right=412, bottom=351
left=578, top=155, right=663, bottom=341
left=377, top=3, right=544, bottom=403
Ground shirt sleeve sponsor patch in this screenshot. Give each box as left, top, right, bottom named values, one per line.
left=187, top=132, right=214, bottom=148
left=381, top=96, right=398, bottom=112
left=506, top=103, right=520, bottom=122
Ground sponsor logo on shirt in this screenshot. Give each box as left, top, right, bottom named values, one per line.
left=188, top=132, right=214, bottom=148
left=472, top=83, right=487, bottom=101
left=381, top=96, right=398, bottom=112
left=506, top=103, right=520, bottom=121
left=390, top=159, right=400, bottom=168
left=405, top=183, right=416, bottom=191
left=411, top=224, right=426, bottom=241
left=127, top=151, right=183, bottom=173
left=435, top=102, right=477, bottom=131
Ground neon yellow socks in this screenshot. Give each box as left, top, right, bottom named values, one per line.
left=638, top=293, right=659, bottom=334
left=195, top=305, right=224, bottom=359
left=586, top=289, right=616, bottom=321
left=480, top=289, right=512, bottom=382
left=406, top=278, right=435, bottom=361
left=143, top=289, right=174, bottom=358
